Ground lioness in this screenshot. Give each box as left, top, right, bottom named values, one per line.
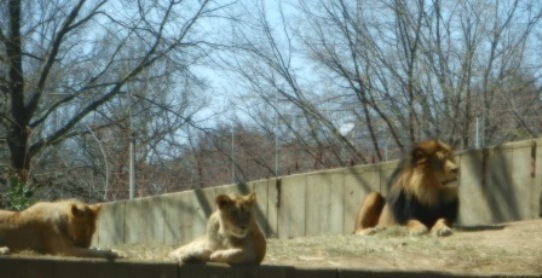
left=0, top=199, right=123, bottom=258
left=354, top=139, right=459, bottom=236
left=169, top=192, right=266, bottom=265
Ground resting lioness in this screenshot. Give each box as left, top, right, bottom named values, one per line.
left=0, top=199, right=123, bottom=258
left=169, top=192, right=266, bottom=265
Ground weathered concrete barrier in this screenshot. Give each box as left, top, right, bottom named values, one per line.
left=93, top=138, right=542, bottom=247
left=0, top=256, right=535, bottom=278
left=458, top=139, right=542, bottom=225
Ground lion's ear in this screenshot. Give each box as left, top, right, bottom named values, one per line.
left=412, top=147, right=427, bottom=162
left=245, top=192, right=256, bottom=206
left=216, top=194, right=233, bottom=210
left=71, top=204, right=84, bottom=217
left=90, top=203, right=102, bottom=215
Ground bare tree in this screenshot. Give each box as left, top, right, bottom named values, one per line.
left=221, top=0, right=370, bottom=167
left=213, top=0, right=542, bottom=181
left=0, top=0, right=222, bottom=184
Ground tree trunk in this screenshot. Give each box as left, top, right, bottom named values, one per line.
left=6, top=0, right=32, bottom=181
left=7, top=129, right=31, bottom=181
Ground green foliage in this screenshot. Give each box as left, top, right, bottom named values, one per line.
left=1, top=177, right=33, bottom=210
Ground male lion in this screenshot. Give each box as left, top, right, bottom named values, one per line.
left=354, top=139, right=459, bottom=236
left=169, top=192, right=266, bottom=265
left=0, top=199, right=123, bottom=258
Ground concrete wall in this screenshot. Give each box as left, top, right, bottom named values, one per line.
left=3, top=256, right=519, bottom=278
left=93, top=138, right=542, bottom=247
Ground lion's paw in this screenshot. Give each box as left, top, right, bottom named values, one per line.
left=170, top=248, right=212, bottom=263
left=354, top=227, right=384, bottom=236
left=109, top=249, right=127, bottom=258
left=169, top=250, right=187, bottom=261
left=210, top=248, right=243, bottom=263
left=209, top=250, right=226, bottom=261
left=0, top=246, right=10, bottom=255
left=432, top=226, right=453, bottom=237
left=409, top=225, right=429, bottom=236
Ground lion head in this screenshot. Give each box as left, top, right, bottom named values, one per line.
left=216, top=193, right=256, bottom=238
left=66, top=201, right=102, bottom=248
left=411, top=139, right=459, bottom=187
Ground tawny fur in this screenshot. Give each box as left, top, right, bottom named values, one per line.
left=0, top=199, right=123, bottom=258
left=169, top=192, right=266, bottom=265
left=354, top=139, right=459, bottom=237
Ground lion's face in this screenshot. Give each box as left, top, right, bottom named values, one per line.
left=216, top=193, right=256, bottom=238
left=413, top=140, right=459, bottom=187
left=67, top=203, right=101, bottom=248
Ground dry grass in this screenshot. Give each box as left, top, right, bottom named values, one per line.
left=109, top=227, right=413, bottom=262
left=106, top=223, right=542, bottom=275
left=261, top=225, right=542, bottom=275
left=6, top=220, right=542, bottom=275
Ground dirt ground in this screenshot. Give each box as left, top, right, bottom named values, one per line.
left=105, top=219, right=542, bottom=276
left=263, top=220, right=542, bottom=276
left=9, top=219, right=542, bottom=276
